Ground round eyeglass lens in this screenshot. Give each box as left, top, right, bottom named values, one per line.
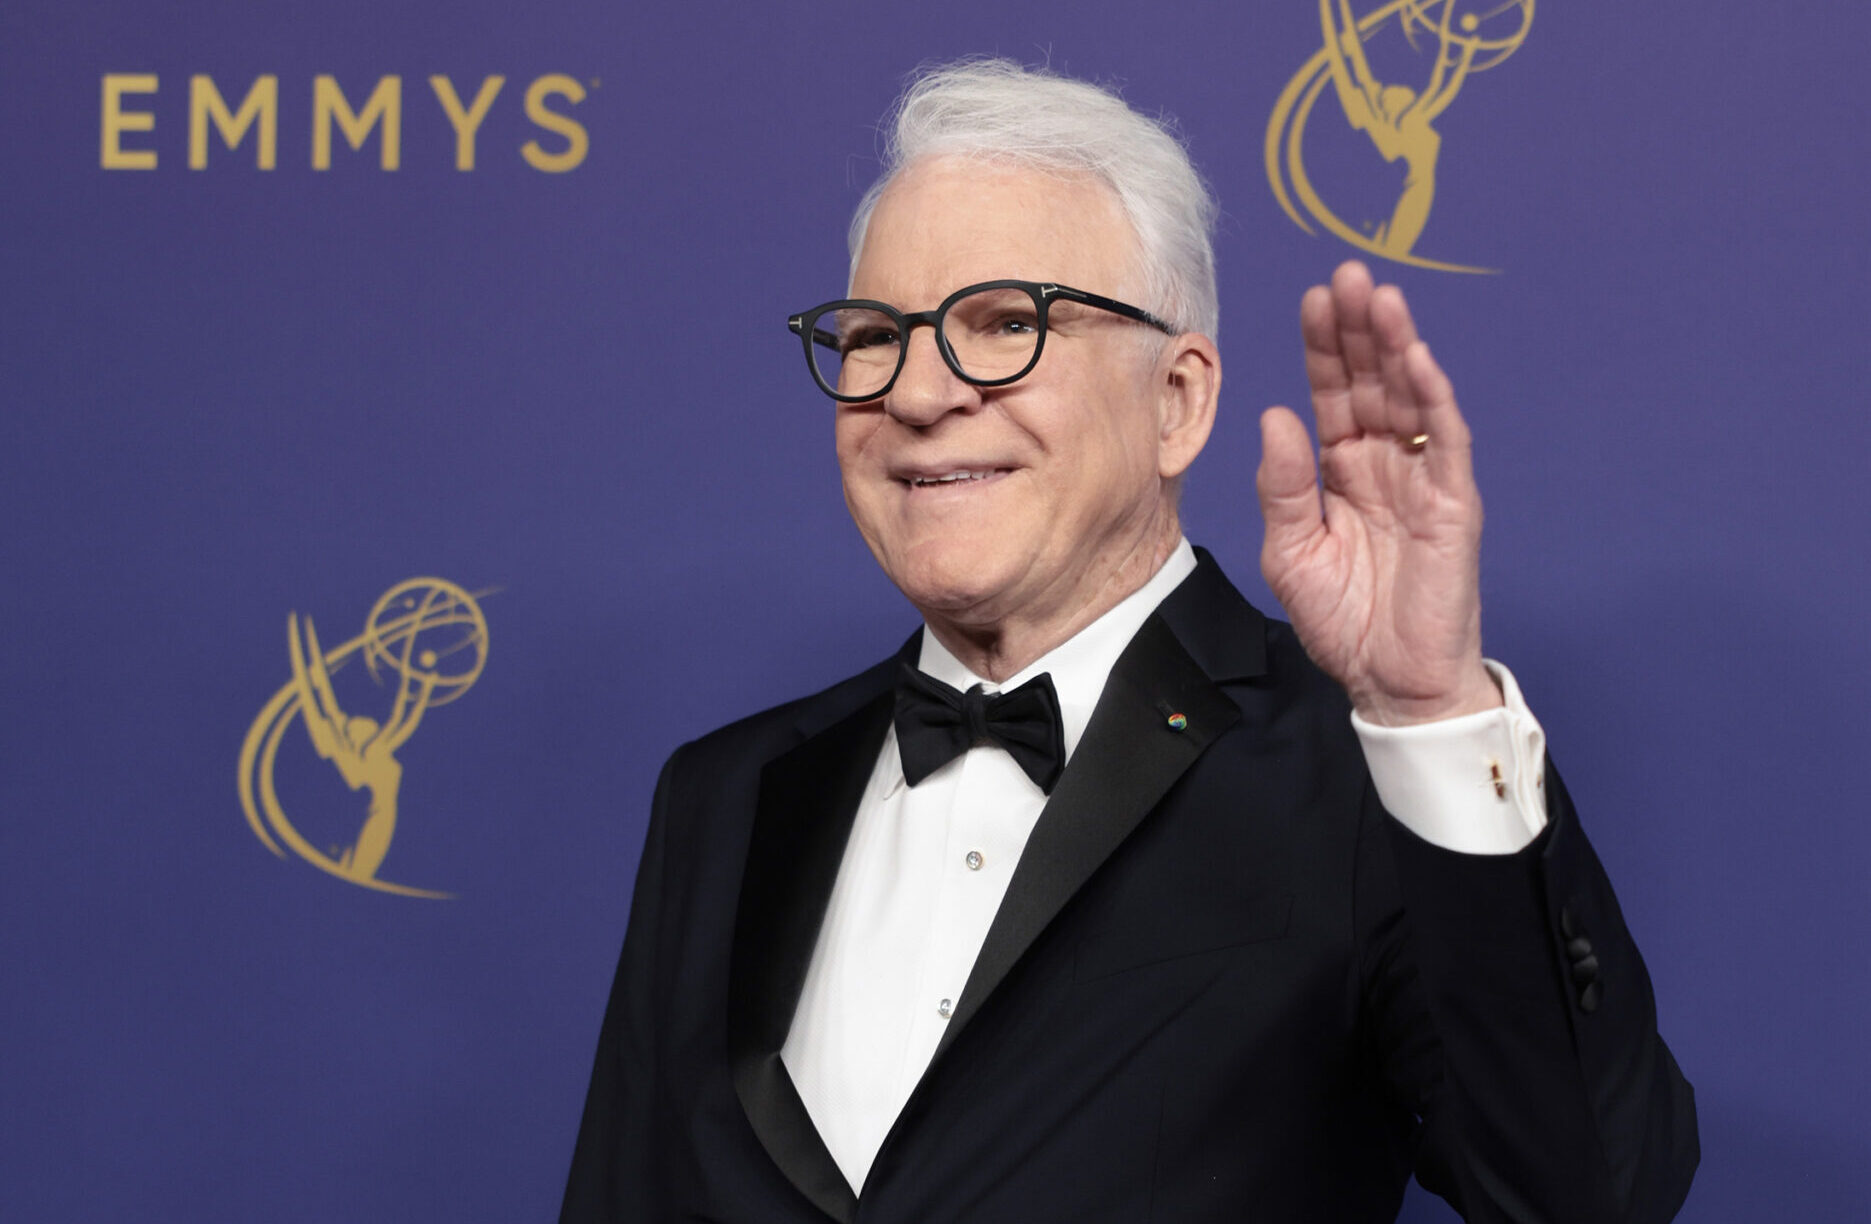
left=810, top=306, right=901, bottom=399
left=942, top=285, right=1042, bottom=384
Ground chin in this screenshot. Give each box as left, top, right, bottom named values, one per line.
left=883, top=543, right=1023, bottom=621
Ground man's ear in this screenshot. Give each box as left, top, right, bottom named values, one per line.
left=1157, top=332, right=1221, bottom=481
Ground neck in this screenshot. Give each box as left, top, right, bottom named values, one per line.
left=921, top=513, right=1182, bottom=683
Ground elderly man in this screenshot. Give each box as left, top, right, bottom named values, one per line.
left=562, top=60, right=1697, bottom=1223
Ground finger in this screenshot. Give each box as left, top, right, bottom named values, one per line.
left=1256, top=405, right=1325, bottom=566
left=1404, top=341, right=1476, bottom=488
left=1369, top=283, right=1428, bottom=438
left=1300, top=284, right=1356, bottom=445
left=1326, top=261, right=1379, bottom=380
left=1326, top=262, right=1395, bottom=438
left=1402, top=341, right=1478, bottom=494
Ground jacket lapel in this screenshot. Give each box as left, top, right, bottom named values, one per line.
left=728, top=678, right=896, bottom=1223
left=927, top=549, right=1268, bottom=1064
left=725, top=552, right=1269, bottom=1217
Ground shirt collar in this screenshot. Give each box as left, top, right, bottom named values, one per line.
left=914, top=537, right=1198, bottom=765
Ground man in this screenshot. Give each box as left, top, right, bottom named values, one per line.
left=563, top=60, right=1697, bottom=1222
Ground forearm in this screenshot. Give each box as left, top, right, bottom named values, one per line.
left=1368, top=769, right=1698, bottom=1221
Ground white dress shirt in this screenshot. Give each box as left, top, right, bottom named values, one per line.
left=781, top=539, right=1547, bottom=1192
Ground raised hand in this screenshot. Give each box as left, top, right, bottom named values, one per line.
left=1256, top=260, right=1501, bottom=726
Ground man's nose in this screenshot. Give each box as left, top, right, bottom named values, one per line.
left=884, top=325, right=980, bottom=426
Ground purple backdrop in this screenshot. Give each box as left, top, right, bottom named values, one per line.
left=3, top=3, right=1867, bottom=1220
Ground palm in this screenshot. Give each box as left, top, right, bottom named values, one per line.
left=1256, top=262, right=1498, bottom=725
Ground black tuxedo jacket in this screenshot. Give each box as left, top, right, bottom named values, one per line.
left=562, top=552, right=1697, bottom=1223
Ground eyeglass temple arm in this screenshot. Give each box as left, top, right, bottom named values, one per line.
left=1041, top=284, right=1178, bottom=335
left=788, top=316, right=843, bottom=352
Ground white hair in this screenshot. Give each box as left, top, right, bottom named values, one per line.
left=847, top=58, right=1220, bottom=339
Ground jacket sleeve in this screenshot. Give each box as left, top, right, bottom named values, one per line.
left=1362, top=758, right=1699, bottom=1223
left=559, top=748, right=682, bottom=1224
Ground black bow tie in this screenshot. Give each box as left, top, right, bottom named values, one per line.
left=893, top=662, right=1066, bottom=794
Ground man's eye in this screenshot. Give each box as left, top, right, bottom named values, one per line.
left=965, top=311, right=1038, bottom=339
left=841, top=327, right=900, bottom=354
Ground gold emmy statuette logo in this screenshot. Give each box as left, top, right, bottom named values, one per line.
left=238, top=578, right=490, bottom=898
left=1266, top=0, right=1535, bottom=273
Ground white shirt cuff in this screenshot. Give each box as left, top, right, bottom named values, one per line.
left=1350, top=660, right=1548, bottom=855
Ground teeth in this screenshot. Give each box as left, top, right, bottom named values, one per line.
left=912, top=470, right=996, bottom=486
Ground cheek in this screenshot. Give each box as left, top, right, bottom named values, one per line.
left=834, top=413, right=883, bottom=477
left=1065, top=398, right=1160, bottom=492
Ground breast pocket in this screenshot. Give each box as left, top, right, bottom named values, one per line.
left=1073, top=892, right=1294, bottom=982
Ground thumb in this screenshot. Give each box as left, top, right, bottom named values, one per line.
left=1257, top=406, right=1324, bottom=564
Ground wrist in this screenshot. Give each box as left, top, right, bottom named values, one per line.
left=1352, top=663, right=1503, bottom=727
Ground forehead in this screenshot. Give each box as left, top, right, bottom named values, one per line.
left=851, top=156, right=1141, bottom=307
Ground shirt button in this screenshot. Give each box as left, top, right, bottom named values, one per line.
left=965, top=850, right=984, bottom=871
left=937, top=998, right=953, bottom=1019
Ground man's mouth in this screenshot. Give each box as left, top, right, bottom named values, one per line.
left=902, top=468, right=1012, bottom=488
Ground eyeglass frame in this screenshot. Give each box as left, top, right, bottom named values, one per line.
left=786, top=279, right=1178, bottom=403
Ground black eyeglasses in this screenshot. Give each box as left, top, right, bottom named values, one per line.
left=787, top=279, right=1176, bottom=403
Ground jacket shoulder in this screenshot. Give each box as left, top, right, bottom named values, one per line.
left=664, top=648, right=903, bottom=784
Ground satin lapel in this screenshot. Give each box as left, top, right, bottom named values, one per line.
left=929, top=607, right=1244, bottom=1064
left=728, top=687, right=893, bottom=1224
